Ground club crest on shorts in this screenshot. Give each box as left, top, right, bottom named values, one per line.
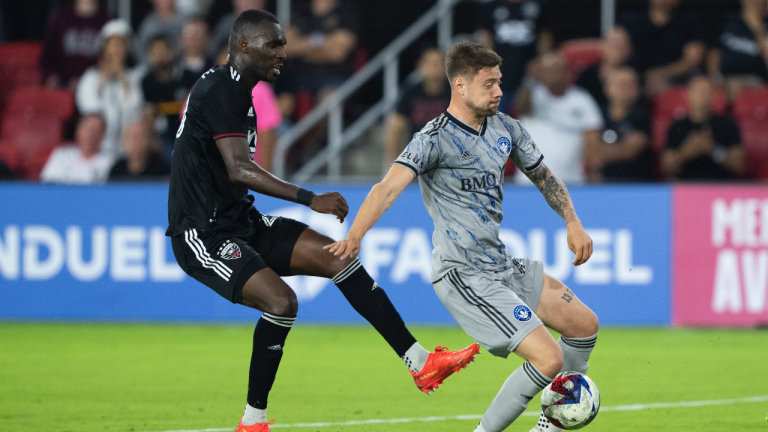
left=218, top=240, right=241, bottom=260
left=514, top=305, right=532, bottom=322
left=496, top=137, right=512, bottom=156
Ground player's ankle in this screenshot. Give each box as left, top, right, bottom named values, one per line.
left=242, top=404, right=267, bottom=425
left=402, top=342, right=430, bottom=373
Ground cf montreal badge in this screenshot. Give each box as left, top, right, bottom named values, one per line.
left=514, top=305, right=532, bottom=322
left=496, top=137, right=512, bottom=156
left=218, top=240, right=241, bottom=260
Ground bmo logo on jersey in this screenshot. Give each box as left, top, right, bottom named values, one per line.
left=460, top=173, right=498, bottom=191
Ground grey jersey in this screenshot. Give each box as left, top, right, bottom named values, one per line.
left=394, top=111, right=543, bottom=282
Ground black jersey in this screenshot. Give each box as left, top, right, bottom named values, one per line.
left=166, top=64, right=258, bottom=237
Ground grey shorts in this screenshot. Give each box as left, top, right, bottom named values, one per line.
left=433, top=259, right=544, bottom=358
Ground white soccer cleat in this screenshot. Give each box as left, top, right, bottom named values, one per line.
left=530, top=413, right=563, bottom=432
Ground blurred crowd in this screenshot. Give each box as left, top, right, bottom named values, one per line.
left=0, top=0, right=766, bottom=184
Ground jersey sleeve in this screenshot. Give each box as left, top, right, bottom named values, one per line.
left=393, top=132, right=439, bottom=177
left=200, top=81, right=249, bottom=140
left=507, top=118, right=544, bottom=173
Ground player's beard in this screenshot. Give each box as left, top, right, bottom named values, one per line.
left=467, top=99, right=498, bottom=118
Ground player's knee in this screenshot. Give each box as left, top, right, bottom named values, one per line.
left=269, top=295, right=299, bottom=317
left=531, top=343, right=563, bottom=379
left=574, top=310, right=599, bottom=338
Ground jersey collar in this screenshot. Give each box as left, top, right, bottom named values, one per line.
left=445, top=110, right=487, bottom=136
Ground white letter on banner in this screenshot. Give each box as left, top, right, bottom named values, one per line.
left=361, top=228, right=400, bottom=280
left=614, top=230, right=653, bottom=285
left=111, top=227, right=146, bottom=281
left=574, top=230, right=612, bottom=285
left=499, top=229, right=527, bottom=258
left=23, top=226, right=65, bottom=280
left=149, top=227, right=184, bottom=281
left=760, top=200, right=768, bottom=245
left=712, top=249, right=742, bottom=313
left=741, top=250, right=768, bottom=313
left=390, top=228, right=431, bottom=283
left=66, top=226, right=108, bottom=281
left=528, top=229, right=571, bottom=281
left=742, top=199, right=759, bottom=247
left=712, top=199, right=742, bottom=247
left=0, top=225, right=20, bottom=279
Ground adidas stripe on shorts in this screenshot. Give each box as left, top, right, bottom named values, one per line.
left=433, top=258, right=544, bottom=358
left=170, top=209, right=308, bottom=304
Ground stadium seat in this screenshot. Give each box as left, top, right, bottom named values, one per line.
left=0, top=139, right=21, bottom=172
left=559, top=39, right=602, bottom=82
left=733, top=86, right=768, bottom=179
left=3, top=88, right=75, bottom=121
left=651, top=86, right=729, bottom=151
left=1, top=114, right=64, bottom=179
left=0, top=42, right=44, bottom=109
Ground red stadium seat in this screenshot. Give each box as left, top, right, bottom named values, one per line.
left=0, top=42, right=44, bottom=109
left=559, top=39, right=602, bottom=82
left=3, top=88, right=75, bottom=121
left=1, top=114, right=64, bottom=179
left=733, top=86, right=768, bottom=179
left=651, top=86, right=729, bottom=151
left=0, top=139, right=21, bottom=171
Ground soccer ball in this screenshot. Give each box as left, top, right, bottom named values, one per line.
left=540, top=371, right=600, bottom=430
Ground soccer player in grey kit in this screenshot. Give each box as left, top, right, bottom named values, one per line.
left=326, top=41, right=600, bottom=432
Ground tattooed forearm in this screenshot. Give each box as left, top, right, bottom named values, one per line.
left=525, top=163, right=579, bottom=224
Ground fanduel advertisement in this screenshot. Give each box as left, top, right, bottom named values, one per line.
left=0, top=184, right=669, bottom=325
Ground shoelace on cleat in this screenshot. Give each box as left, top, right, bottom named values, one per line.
left=434, top=346, right=448, bottom=353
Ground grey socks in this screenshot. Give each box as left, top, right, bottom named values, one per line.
left=478, top=362, right=553, bottom=432
left=558, top=333, right=597, bottom=374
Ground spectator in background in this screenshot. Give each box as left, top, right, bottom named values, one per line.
left=181, top=16, right=212, bottom=74
left=712, top=0, right=768, bottom=101
left=280, top=0, right=359, bottom=103
left=622, top=0, right=705, bottom=97
left=213, top=42, right=282, bottom=171
left=76, top=19, right=143, bottom=159
left=586, top=67, right=653, bottom=182
left=476, top=0, right=553, bottom=112
left=40, top=114, right=114, bottom=184
left=135, top=0, right=187, bottom=64
left=663, top=76, right=745, bottom=180
left=384, top=48, right=450, bottom=163
left=576, top=27, right=633, bottom=108
left=109, top=121, right=170, bottom=181
left=514, top=52, right=603, bottom=184
left=41, top=0, right=110, bottom=91
left=142, top=33, right=198, bottom=153
left=210, top=0, right=265, bottom=58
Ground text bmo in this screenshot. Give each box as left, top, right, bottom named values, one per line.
left=460, top=173, right=499, bottom=191
left=0, top=225, right=184, bottom=282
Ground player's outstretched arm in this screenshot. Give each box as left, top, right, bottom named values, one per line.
left=324, top=164, right=414, bottom=260
left=215, top=136, right=349, bottom=222
left=525, top=163, right=593, bottom=266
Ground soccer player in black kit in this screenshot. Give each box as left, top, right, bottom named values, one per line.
left=166, top=9, right=480, bottom=432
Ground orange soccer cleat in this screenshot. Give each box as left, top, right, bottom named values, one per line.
left=235, top=418, right=275, bottom=432
left=411, top=343, right=481, bottom=394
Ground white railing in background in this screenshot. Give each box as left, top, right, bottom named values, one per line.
left=273, top=0, right=460, bottom=182
left=601, top=0, right=616, bottom=36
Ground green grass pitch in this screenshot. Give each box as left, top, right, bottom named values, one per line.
left=1, top=323, right=766, bottom=432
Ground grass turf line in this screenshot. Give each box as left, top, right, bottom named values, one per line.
left=0, top=324, right=765, bottom=432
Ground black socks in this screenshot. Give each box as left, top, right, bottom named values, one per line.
left=332, top=258, right=416, bottom=357
left=246, top=313, right=295, bottom=409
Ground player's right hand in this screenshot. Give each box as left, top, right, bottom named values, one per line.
left=324, top=236, right=361, bottom=260
left=309, top=192, right=349, bottom=223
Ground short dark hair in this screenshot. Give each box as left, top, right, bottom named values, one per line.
left=145, top=33, right=174, bottom=53
left=445, top=41, right=502, bottom=83
left=230, top=9, right=280, bottom=45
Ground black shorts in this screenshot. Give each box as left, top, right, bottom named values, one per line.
left=171, top=208, right=309, bottom=304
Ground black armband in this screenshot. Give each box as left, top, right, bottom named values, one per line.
left=297, top=188, right=316, bottom=206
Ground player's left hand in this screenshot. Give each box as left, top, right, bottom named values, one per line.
left=323, top=236, right=361, bottom=260
left=567, top=220, right=592, bottom=266
left=309, top=192, right=349, bottom=223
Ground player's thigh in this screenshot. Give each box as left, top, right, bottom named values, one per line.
left=241, top=267, right=299, bottom=317
left=289, top=228, right=353, bottom=279
left=536, top=274, right=599, bottom=338
left=513, top=325, right=563, bottom=378
left=434, top=268, right=543, bottom=359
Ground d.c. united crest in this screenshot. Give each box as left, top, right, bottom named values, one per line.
left=218, top=240, right=241, bottom=260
